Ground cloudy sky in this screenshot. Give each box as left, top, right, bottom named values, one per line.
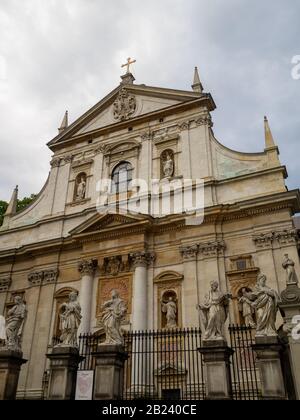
left=0, top=0, right=299, bottom=201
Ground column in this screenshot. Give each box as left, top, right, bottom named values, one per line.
left=78, top=260, right=97, bottom=334
left=279, top=281, right=300, bottom=400
left=180, top=244, right=199, bottom=327
left=130, top=251, right=155, bottom=332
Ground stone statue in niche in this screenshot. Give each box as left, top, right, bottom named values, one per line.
left=197, top=281, right=232, bottom=341
left=161, top=295, right=177, bottom=329
left=75, top=174, right=86, bottom=201
left=282, top=254, right=298, bottom=286
left=4, top=296, right=27, bottom=352
left=161, top=150, right=174, bottom=178
left=58, top=292, right=82, bottom=348
left=238, top=288, right=256, bottom=328
left=101, top=290, right=127, bottom=346
left=247, top=274, right=281, bottom=338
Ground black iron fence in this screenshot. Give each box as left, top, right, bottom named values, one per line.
left=48, top=326, right=263, bottom=400
left=123, top=328, right=205, bottom=400
left=229, top=325, right=261, bottom=400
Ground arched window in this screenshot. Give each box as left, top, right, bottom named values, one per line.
left=111, top=162, right=133, bottom=194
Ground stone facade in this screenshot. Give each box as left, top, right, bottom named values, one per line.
left=0, top=70, right=299, bottom=399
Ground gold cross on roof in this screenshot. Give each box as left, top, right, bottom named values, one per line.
left=121, top=57, right=136, bottom=74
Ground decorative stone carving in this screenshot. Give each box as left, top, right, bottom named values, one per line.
left=130, top=251, right=156, bottom=268
left=161, top=296, right=177, bottom=329
left=78, top=260, right=98, bottom=275
left=252, top=232, right=274, bottom=249
left=195, top=115, right=213, bottom=128
left=178, top=121, right=190, bottom=131
left=4, top=295, right=27, bottom=352
left=196, top=281, right=231, bottom=341
left=248, top=274, right=281, bottom=338
left=282, top=254, right=298, bottom=286
left=50, top=157, right=61, bottom=168
left=179, top=244, right=199, bottom=260
left=113, top=88, right=136, bottom=121
left=0, top=315, right=5, bottom=342
left=103, top=256, right=124, bottom=277
left=0, top=278, right=11, bottom=292
left=199, top=240, right=226, bottom=258
left=43, top=270, right=59, bottom=284
left=274, top=229, right=298, bottom=245
left=161, top=149, right=174, bottom=178
left=94, top=144, right=109, bottom=155
left=101, top=290, right=127, bottom=346
left=238, top=288, right=256, bottom=328
left=97, top=275, right=132, bottom=321
left=141, top=131, right=153, bottom=141
left=61, top=155, right=73, bottom=165
left=58, top=292, right=82, bottom=348
left=28, top=270, right=59, bottom=286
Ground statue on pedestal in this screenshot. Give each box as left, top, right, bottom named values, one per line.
left=249, top=274, right=280, bottom=338
left=197, top=281, right=232, bottom=341
left=101, top=290, right=127, bottom=346
left=5, top=296, right=27, bottom=352
left=282, top=254, right=298, bottom=286
left=59, top=292, right=82, bottom=348
left=161, top=296, right=177, bottom=329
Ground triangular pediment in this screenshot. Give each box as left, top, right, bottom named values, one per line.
left=48, top=82, right=211, bottom=149
left=69, top=211, right=153, bottom=238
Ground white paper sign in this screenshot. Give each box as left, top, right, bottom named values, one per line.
left=75, top=370, right=94, bottom=400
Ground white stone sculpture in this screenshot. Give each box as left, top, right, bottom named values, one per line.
left=282, top=254, right=298, bottom=286
left=161, top=296, right=177, bottom=329
left=162, top=151, right=174, bottom=178
left=5, top=296, right=27, bottom=352
left=101, top=290, right=127, bottom=346
left=197, top=281, right=231, bottom=341
left=76, top=176, right=86, bottom=201
left=248, top=274, right=280, bottom=338
left=238, top=288, right=256, bottom=328
left=59, top=292, right=82, bottom=348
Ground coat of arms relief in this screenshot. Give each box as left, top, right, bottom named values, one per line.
left=113, top=88, right=137, bottom=121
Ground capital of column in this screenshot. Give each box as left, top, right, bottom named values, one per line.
left=78, top=259, right=98, bottom=276
left=179, top=244, right=199, bottom=261
left=130, top=251, right=156, bottom=268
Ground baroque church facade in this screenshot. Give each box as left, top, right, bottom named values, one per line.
left=0, top=66, right=299, bottom=399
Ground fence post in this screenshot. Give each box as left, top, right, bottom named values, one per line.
left=252, top=336, right=286, bottom=400
left=278, top=281, right=300, bottom=400
left=199, top=339, right=233, bottom=400
left=46, top=347, right=83, bottom=400
left=92, top=345, right=128, bottom=400
left=0, top=350, right=27, bottom=400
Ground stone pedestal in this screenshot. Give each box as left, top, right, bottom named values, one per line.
left=93, top=345, right=128, bottom=400
left=0, top=350, right=27, bottom=400
left=46, top=347, right=83, bottom=400
left=252, top=336, right=286, bottom=400
left=199, top=340, right=233, bottom=400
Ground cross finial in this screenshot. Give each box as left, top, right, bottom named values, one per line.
left=121, top=57, right=136, bottom=74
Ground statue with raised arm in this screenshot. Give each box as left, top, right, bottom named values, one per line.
left=238, top=288, right=256, bottom=328
left=101, top=290, right=127, bottom=346
left=5, top=296, right=27, bottom=352
left=249, top=274, right=280, bottom=338
left=161, top=296, right=177, bottom=329
left=59, top=292, right=82, bottom=348
left=282, top=254, right=298, bottom=286
left=197, top=281, right=232, bottom=341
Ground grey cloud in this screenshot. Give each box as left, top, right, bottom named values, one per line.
left=0, top=0, right=299, bottom=200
